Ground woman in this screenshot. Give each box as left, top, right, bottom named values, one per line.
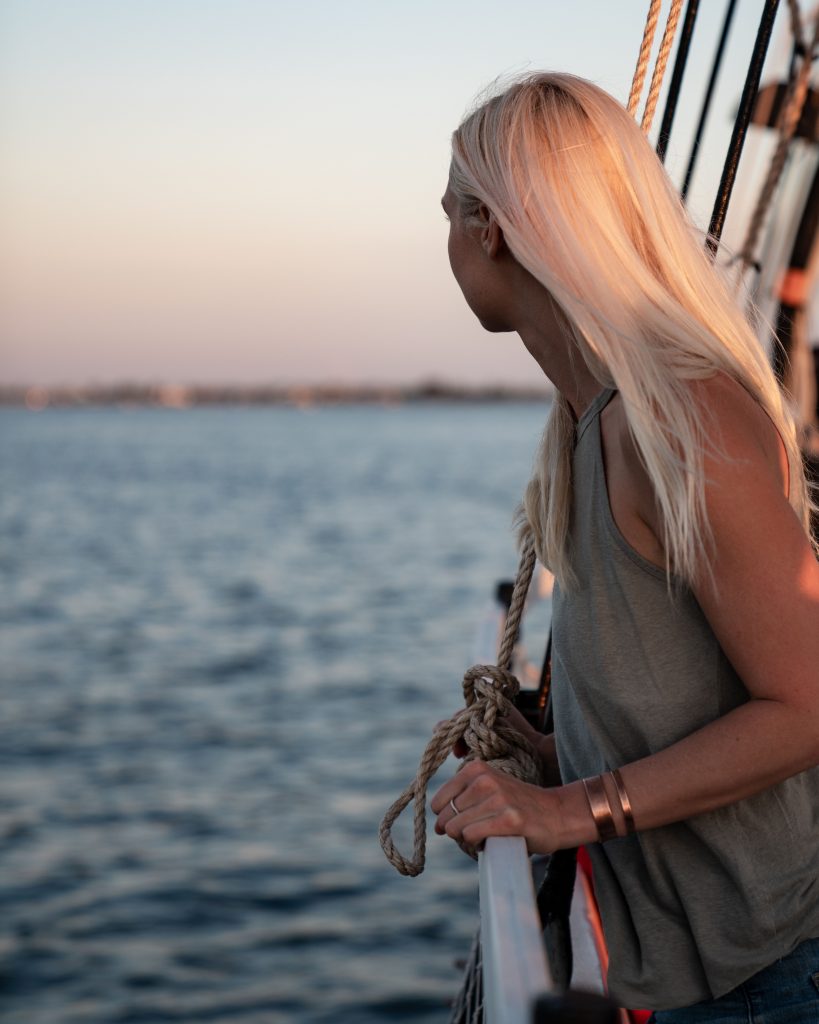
left=429, top=73, right=819, bottom=1021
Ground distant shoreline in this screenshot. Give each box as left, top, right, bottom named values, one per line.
left=0, top=383, right=553, bottom=410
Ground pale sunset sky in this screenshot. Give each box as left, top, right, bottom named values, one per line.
left=1, top=1, right=792, bottom=387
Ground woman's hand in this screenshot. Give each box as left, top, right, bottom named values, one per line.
left=430, top=760, right=591, bottom=858
left=502, top=704, right=543, bottom=746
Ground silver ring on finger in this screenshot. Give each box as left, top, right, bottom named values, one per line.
left=449, top=797, right=460, bottom=815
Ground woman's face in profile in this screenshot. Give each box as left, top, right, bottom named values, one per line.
left=441, top=185, right=470, bottom=290
left=441, top=182, right=510, bottom=333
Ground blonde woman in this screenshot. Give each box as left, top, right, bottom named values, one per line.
left=430, top=73, right=819, bottom=1021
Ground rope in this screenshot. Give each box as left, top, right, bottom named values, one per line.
left=788, top=0, right=805, bottom=50
left=628, top=0, right=663, bottom=117
left=379, top=533, right=542, bottom=877
left=737, top=4, right=819, bottom=275
left=641, top=0, right=685, bottom=133
left=449, top=929, right=483, bottom=1024
left=627, top=0, right=685, bottom=133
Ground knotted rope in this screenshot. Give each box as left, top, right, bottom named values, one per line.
left=379, top=533, right=543, bottom=877
left=628, top=0, right=685, bottom=134
left=736, top=2, right=819, bottom=277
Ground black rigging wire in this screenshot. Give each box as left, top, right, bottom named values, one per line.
left=657, top=0, right=702, bottom=163
left=681, top=0, right=739, bottom=201
left=708, top=0, right=782, bottom=254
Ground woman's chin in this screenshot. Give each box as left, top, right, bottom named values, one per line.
left=477, top=314, right=514, bottom=333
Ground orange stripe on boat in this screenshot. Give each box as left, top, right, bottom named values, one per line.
left=777, top=268, right=809, bottom=307
left=577, top=845, right=653, bottom=1024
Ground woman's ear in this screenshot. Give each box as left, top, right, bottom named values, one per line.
left=478, top=203, right=504, bottom=259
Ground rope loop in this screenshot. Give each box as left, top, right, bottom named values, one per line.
left=378, top=533, right=542, bottom=877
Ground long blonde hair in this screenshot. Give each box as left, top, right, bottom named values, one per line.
left=449, top=72, right=817, bottom=587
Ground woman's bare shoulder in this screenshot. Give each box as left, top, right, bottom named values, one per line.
left=682, top=374, right=818, bottom=710
left=687, top=372, right=789, bottom=499
left=601, top=373, right=792, bottom=569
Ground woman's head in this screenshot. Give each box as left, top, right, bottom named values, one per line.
left=448, top=72, right=740, bottom=384
left=447, top=73, right=816, bottom=584
left=449, top=76, right=649, bottom=268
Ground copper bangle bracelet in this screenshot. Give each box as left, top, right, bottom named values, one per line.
left=611, top=768, right=636, bottom=835
left=582, top=775, right=618, bottom=843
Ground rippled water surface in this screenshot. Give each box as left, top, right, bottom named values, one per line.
left=0, top=403, right=550, bottom=1023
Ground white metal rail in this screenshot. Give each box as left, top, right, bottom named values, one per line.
left=479, top=837, right=608, bottom=1023
left=479, top=836, right=553, bottom=1023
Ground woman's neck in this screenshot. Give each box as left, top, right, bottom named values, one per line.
left=514, top=293, right=603, bottom=421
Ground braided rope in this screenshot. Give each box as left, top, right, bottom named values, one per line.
left=628, top=0, right=663, bottom=117
left=641, top=0, right=685, bottom=133
left=788, top=0, right=805, bottom=50
left=737, top=5, right=819, bottom=274
left=449, top=929, right=483, bottom=1024
left=379, top=533, right=542, bottom=876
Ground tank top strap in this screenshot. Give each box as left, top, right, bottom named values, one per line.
left=574, top=387, right=617, bottom=447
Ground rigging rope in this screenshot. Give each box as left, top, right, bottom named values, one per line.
left=628, top=0, right=663, bottom=118
left=449, top=930, right=484, bottom=1024
left=737, top=3, right=819, bottom=275
left=642, top=0, right=685, bottom=133
left=379, top=533, right=543, bottom=877
left=628, top=0, right=685, bottom=133
left=788, top=0, right=805, bottom=49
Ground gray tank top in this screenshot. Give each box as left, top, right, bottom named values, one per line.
left=551, top=387, right=819, bottom=1010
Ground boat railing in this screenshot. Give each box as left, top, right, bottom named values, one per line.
left=480, top=837, right=553, bottom=1021
left=479, top=836, right=618, bottom=1023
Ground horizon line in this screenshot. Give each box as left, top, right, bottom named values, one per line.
left=1, top=380, right=555, bottom=411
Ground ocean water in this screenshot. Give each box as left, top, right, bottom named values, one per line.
left=0, top=403, right=552, bottom=1024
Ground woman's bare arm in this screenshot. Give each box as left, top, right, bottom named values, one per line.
left=432, top=377, right=819, bottom=853
left=611, top=375, right=819, bottom=832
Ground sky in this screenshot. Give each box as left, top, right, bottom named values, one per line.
left=0, top=1, right=798, bottom=387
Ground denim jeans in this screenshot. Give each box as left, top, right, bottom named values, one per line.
left=648, top=937, right=819, bottom=1024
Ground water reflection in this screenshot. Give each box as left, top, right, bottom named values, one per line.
left=0, top=403, right=549, bottom=1022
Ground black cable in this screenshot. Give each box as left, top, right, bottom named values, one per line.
left=681, top=0, right=739, bottom=202
left=707, top=0, right=782, bottom=254
left=657, top=0, right=702, bottom=163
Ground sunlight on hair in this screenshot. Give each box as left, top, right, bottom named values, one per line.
left=450, top=72, right=818, bottom=588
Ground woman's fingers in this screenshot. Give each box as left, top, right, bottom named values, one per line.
left=431, top=760, right=500, bottom=834
left=431, top=759, right=560, bottom=855
left=503, top=704, right=538, bottom=741
left=430, top=760, right=485, bottom=815
left=437, top=791, right=522, bottom=857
